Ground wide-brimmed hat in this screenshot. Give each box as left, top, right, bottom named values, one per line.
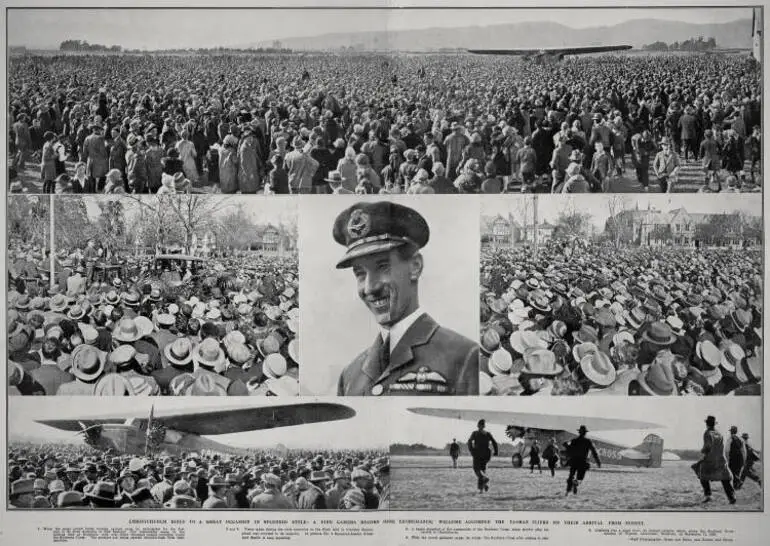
left=695, top=339, right=721, bottom=370
left=109, top=344, right=137, bottom=368
left=572, top=341, right=598, bottom=364
left=85, top=481, right=116, bottom=504
left=193, top=338, right=226, bottom=372
left=71, top=345, right=105, bottom=382
left=94, top=373, right=136, bottom=396
left=580, top=350, right=617, bottom=387
left=509, top=330, right=548, bottom=355
left=641, top=321, right=676, bottom=345
left=265, top=375, right=299, bottom=396
left=287, top=339, right=299, bottom=364
left=735, top=351, right=761, bottom=384
left=49, top=293, right=70, bottom=312
left=720, top=342, right=744, bottom=373
left=528, top=293, right=551, bottom=313
left=625, top=306, right=646, bottom=330
left=636, top=359, right=678, bottom=396
left=263, top=353, right=288, bottom=380
left=730, top=309, right=751, bottom=332
left=572, top=324, right=599, bottom=344
left=488, top=348, right=513, bottom=376
left=121, top=291, right=141, bottom=307
left=325, top=170, right=344, bottom=183
left=112, top=318, right=142, bottom=343
left=104, top=291, right=120, bottom=305
left=521, top=349, right=562, bottom=376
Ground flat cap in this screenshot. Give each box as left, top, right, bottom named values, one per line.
left=333, top=201, right=429, bottom=269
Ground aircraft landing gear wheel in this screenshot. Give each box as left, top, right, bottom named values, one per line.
left=511, top=454, right=523, bottom=468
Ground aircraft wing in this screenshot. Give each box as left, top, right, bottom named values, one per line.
left=407, top=408, right=662, bottom=431
left=467, top=45, right=632, bottom=56
left=38, top=403, right=356, bottom=436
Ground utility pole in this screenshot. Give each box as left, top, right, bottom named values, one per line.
left=533, top=194, right=539, bottom=257
left=49, top=196, right=55, bottom=290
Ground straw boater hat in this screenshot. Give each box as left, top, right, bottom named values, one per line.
left=193, top=338, right=226, bottom=372
left=720, top=343, right=744, bottom=373
left=488, top=348, right=513, bottom=376
left=287, top=339, right=299, bottom=364
left=262, top=353, right=288, bottom=380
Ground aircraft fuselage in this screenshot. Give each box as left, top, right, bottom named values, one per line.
left=508, top=428, right=662, bottom=469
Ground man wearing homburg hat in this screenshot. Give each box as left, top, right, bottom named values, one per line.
left=334, top=201, right=479, bottom=396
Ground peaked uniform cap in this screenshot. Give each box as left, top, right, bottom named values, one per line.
left=333, top=202, right=429, bottom=269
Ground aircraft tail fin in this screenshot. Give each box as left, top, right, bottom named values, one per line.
left=635, top=434, right=664, bottom=468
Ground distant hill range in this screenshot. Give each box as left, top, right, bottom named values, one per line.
left=246, top=18, right=752, bottom=51
left=390, top=443, right=701, bottom=461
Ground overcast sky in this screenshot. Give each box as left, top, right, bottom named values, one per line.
left=388, top=397, right=762, bottom=451
left=9, top=397, right=388, bottom=450
left=8, top=6, right=752, bottom=50
left=481, top=194, right=762, bottom=229
left=68, top=195, right=297, bottom=225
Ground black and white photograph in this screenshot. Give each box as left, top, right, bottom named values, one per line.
left=5, top=6, right=762, bottom=195
left=300, top=196, right=480, bottom=396
left=479, top=194, right=762, bottom=396
left=7, top=194, right=299, bottom=396
left=388, top=398, right=762, bottom=511
left=7, top=397, right=389, bottom=510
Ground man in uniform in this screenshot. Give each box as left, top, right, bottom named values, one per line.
left=335, top=201, right=479, bottom=396
left=449, top=438, right=460, bottom=469
left=467, top=419, right=498, bottom=493
left=564, top=425, right=601, bottom=496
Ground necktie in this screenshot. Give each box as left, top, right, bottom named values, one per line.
left=378, top=333, right=390, bottom=375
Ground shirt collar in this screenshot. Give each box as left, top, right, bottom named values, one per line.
left=380, top=307, right=423, bottom=354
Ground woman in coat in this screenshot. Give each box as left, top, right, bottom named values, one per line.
left=144, top=139, right=164, bottom=193
left=175, top=130, right=198, bottom=185
left=218, top=135, right=240, bottom=194
left=336, top=146, right=358, bottom=192
left=40, top=131, right=57, bottom=193
left=237, top=128, right=263, bottom=193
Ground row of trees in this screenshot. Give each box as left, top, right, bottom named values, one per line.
left=59, top=39, right=292, bottom=54
left=59, top=40, right=122, bottom=52
left=11, top=195, right=298, bottom=257
left=643, top=36, right=718, bottom=51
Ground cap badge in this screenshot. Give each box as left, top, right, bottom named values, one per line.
left=347, top=209, right=371, bottom=239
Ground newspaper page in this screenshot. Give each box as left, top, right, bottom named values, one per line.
left=1, top=1, right=768, bottom=545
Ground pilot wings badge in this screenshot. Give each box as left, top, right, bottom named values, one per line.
left=347, top=209, right=371, bottom=239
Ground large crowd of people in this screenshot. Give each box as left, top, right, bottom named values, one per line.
left=7, top=52, right=761, bottom=194
left=7, top=239, right=299, bottom=396
left=8, top=442, right=389, bottom=510
left=479, top=242, right=762, bottom=396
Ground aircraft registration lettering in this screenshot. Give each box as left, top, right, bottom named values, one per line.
left=597, top=447, right=621, bottom=459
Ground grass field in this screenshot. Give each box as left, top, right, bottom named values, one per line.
left=391, top=456, right=762, bottom=511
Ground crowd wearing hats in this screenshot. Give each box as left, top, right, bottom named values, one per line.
left=8, top=443, right=389, bottom=510
left=8, top=52, right=760, bottom=194
left=479, top=242, right=762, bottom=396
left=8, top=241, right=300, bottom=396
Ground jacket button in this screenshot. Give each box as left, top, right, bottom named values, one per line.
left=371, top=384, right=384, bottom=396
